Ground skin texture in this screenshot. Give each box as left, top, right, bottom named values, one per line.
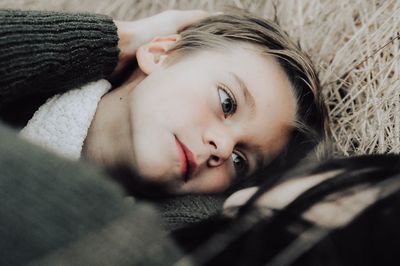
left=83, top=36, right=296, bottom=194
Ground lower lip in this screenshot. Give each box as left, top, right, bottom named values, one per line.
left=175, top=137, right=188, bottom=181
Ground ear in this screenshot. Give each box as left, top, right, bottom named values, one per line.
left=136, top=34, right=180, bottom=75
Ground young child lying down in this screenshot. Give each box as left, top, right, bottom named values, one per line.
left=1, top=8, right=326, bottom=195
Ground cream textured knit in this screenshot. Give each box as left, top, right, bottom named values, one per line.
left=20, top=79, right=111, bottom=160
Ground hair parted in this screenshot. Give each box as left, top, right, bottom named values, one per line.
left=167, top=9, right=328, bottom=183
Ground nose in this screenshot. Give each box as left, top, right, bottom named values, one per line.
left=204, top=125, right=235, bottom=167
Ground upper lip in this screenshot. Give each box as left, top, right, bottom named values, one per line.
left=175, top=136, right=197, bottom=182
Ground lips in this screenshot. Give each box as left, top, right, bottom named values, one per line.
left=174, top=136, right=197, bottom=182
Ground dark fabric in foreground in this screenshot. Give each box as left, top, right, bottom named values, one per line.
left=172, top=155, right=400, bottom=266
left=0, top=122, right=183, bottom=265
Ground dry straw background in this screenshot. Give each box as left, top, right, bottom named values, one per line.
left=1, top=0, right=399, bottom=157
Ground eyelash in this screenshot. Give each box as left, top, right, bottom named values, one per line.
left=217, top=84, right=237, bottom=118
left=232, top=150, right=249, bottom=177
left=216, top=84, right=248, bottom=177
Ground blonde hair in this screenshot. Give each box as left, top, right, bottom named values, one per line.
left=167, top=10, right=327, bottom=177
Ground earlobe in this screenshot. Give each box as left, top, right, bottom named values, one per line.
left=136, top=34, right=180, bottom=75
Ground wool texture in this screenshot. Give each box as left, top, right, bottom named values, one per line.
left=20, top=79, right=111, bottom=160
left=0, top=9, right=119, bottom=107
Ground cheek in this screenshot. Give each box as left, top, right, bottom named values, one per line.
left=183, top=165, right=233, bottom=193
left=166, top=91, right=215, bottom=133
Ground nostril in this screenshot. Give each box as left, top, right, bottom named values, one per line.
left=209, top=140, right=217, bottom=149
left=207, top=155, right=220, bottom=167
left=210, top=155, right=219, bottom=162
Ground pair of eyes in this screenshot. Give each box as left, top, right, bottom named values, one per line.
left=217, top=85, right=249, bottom=177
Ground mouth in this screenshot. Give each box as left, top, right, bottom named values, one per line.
left=174, top=135, right=197, bottom=182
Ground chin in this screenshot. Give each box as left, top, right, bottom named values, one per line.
left=136, top=166, right=177, bottom=183
left=134, top=152, right=181, bottom=182
left=141, top=173, right=185, bottom=195
left=105, top=163, right=183, bottom=198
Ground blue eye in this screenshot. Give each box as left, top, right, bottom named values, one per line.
left=218, top=86, right=237, bottom=117
left=232, top=151, right=248, bottom=176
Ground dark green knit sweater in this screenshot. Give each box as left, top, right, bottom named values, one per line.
left=0, top=9, right=119, bottom=108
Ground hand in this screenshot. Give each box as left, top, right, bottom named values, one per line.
left=113, top=10, right=212, bottom=75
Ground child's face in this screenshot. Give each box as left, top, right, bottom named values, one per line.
left=126, top=43, right=297, bottom=194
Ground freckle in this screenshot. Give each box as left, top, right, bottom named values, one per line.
left=119, top=97, right=123, bottom=101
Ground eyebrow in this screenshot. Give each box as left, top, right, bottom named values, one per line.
left=253, top=145, right=266, bottom=174
left=229, top=72, right=256, bottom=116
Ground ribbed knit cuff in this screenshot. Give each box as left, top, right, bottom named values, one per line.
left=0, top=9, right=119, bottom=106
left=156, top=194, right=225, bottom=231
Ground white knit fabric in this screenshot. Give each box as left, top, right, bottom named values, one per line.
left=20, top=79, right=111, bottom=160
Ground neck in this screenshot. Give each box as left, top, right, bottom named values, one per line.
left=82, top=68, right=146, bottom=168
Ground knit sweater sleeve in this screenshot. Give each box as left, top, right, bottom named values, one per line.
left=0, top=9, right=119, bottom=107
